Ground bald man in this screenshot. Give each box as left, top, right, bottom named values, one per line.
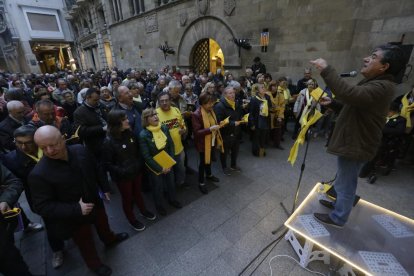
left=113, top=86, right=142, bottom=138
left=0, top=100, right=27, bottom=152
left=29, top=126, right=128, bottom=275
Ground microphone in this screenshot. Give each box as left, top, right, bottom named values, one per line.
left=339, top=71, right=358, bottom=77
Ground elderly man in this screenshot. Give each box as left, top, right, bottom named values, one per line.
left=311, top=44, right=405, bottom=227
left=156, top=91, right=187, bottom=189
left=168, top=80, right=187, bottom=113
left=0, top=100, right=27, bottom=152
left=113, top=85, right=143, bottom=138
left=151, top=77, right=167, bottom=103
left=0, top=126, right=68, bottom=268
left=29, top=126, right=128, bottom=275
left=29, top=99, right=73, bottom=139
left=52, top=79, right=74, bottom=105
left=0, top=163, right=33, bottom=275
left=74, top=87, right=108, bottom=158
left=296, top=68, right=313, bottom=94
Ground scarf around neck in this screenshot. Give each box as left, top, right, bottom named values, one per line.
left=225, top=97, right=235, bottom=110
left=200, top=107, right=224, bottom=164
left=146, top=123, right=167, bottom=150
left=256, top=95, right=268, bottom=117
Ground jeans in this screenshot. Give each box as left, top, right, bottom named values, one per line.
left=330, top=156, right=363, bottom=226
left=173, top=150, right=186, bottom=185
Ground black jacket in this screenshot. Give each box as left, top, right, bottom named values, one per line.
left=102, top=131, right=143, bottom=182
left=0, top=163, right=23, bottom=207
left=248, top=95, right=272, bottom=129
left=0, top=150, right=37, bottom=210
left=73, top=104, right=107, bottom=156
left=214, top=97, right=243, bottom=139
left=29, top=144, right=109, bottom=239
left=0, top=116, right=23, bottom=153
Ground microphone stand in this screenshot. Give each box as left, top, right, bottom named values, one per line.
left=272, top=92, right=324, bottom=235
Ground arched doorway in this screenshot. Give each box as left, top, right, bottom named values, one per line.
left=177, top=16, right=241, bottom=69
left=190, top=38, right=224, bottom=74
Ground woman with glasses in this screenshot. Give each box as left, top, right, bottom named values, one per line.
left=139, top=108, right=182, bottom=216
left=102, top=109, right=156, bottom=231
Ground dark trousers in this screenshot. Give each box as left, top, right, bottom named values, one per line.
left=220, top=137, right=239, bottom=169
left=71, top=205, right=117, bottom=270
left=270, top=127, right=282, bottom=147
left=116, top=173, right=147, bottom=223
left=198, top=152, right=212, bottom=184
left=0, top=217, right=32, bottom=276
left=45, top=222, right=65, bottom=252
left=149, top=171, right=176, bottom=208
left=252, top=129, right=268, bottom=156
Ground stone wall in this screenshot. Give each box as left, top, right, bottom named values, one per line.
left=106, top=0, right=414, bottom=93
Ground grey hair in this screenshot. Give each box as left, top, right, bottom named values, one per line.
left=168, top=79, right=182, bottom=90
left=6, top=100, right=24, bottom=111
left=228, top=80, right=241, bottom=89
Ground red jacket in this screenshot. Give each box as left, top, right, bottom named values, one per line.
left=191, top=108, right=213, bottom=152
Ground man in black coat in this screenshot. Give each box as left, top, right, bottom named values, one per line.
left=29, top=126, right=128, bottom=275
left=0, top=100, right=27, bottom=153
left=0, top=163, right=33, bottom=275
left=73, top=87, right=108, bottom=158
left=251, top=57, right=266, bottom=78
left=214, top=86, right=244, bottom=175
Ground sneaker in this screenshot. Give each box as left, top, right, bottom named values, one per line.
left=319, top=199, right=334, bottom=210
left=130, top=220, right=146, bottom=231
left=25, top=222, right=43, bottom=233
left=156, top=206, right=167, bottom=216
left=230, top=166, right=241, bottom=172
left=52, top=251, right=64, bottom=269
left=94, top=264, right=112, bottom=276
left=199, top=184, right=208, bottom=194
left=206, top=175, right=220, bottom=182
left=222, top=168, right=232, bottom=176
left=314, top=213, right=343, bottom=228
left=169, top=200, right=182, bottom=209
left=141, top=210, right=156, bottom=221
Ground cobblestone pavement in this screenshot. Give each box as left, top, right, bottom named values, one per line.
left=14, top=133, right=414, bottom=276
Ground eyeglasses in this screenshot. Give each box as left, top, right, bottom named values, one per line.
left=14, top=139, right=34, bottom=146
left=145, top=113, right=158, bottom=118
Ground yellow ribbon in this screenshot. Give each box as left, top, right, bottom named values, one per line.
left=288, top=109, right=323, bottom=165
left=401, top=93, right=414, bottom=128
left=26, top=148, right=43, bottom=163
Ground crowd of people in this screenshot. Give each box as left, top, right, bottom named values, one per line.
left=0, top=53, right=413, bottom=275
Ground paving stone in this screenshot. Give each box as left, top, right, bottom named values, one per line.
left=218, top=207, right=263, bottom=244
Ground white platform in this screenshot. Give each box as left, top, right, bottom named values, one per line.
left=284, top=183, right=414, bottom=276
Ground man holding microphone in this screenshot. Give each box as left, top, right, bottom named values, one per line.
left=310, top=44, right=405, bottom=227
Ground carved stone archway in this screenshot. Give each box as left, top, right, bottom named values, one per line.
left=177, top=16, right=241, bottom=69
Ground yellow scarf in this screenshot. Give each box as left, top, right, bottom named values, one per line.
left=225, top=97, right=235, bottom=110
left=288, top=109, right=323, bottom=165
left=147, top=123, right=167, bottom=150
left=401, top=93, right=414, bottom=128
left=200, top=107, right=224, bottom=164
left=26, top=148, right=43, bottom=163
left=256, top=95, right=269, bottom=117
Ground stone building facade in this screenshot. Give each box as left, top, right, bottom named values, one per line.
left=67, top=0, right=414, bottom=90
left=1, top=0, right=73, bottom=73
